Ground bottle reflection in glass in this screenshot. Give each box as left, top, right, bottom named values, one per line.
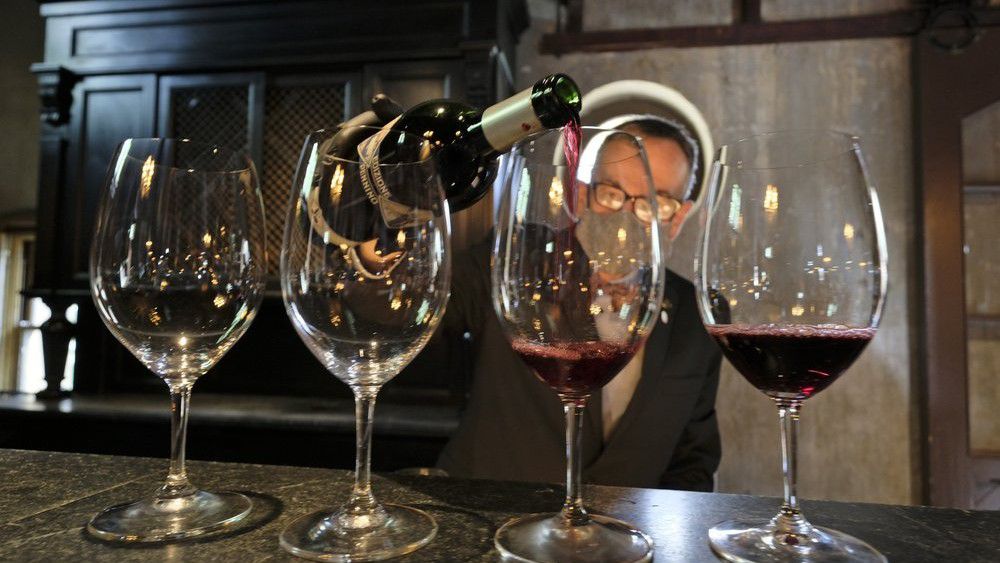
left=279, top=126, right=450, bottom=562
left=491, top=126, right=663, bottom=563
left=697, top=130, right=888, bottom=562
left=88, top=138, right=266, bottom=542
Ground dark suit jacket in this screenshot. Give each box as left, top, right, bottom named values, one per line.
left=433, top=238, right=723, bottom=491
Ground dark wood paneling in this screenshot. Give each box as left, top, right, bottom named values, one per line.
left=42, top=1, right=470, bottom=74
left=157, top=73, right=265, bottom=164
left=363, top=60, right=463, bottom=111
left=58, top=75, right=156, bottom=396
left=28, top=0, right=526, bottom=464
left=32, top=136, right=67, bottom=291
left=0, top=397, right=452, bottom=471
left=66, top=74, right=157, bottom=285
left=916, top=27, right=1000, bottom=509
left=40, top=0, right=275, bottom=17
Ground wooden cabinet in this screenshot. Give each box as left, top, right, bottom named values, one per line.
left=27, top=0, right=528, bottom=460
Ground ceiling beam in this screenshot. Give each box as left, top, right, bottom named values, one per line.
left=540, top=8, right=1000, bottom=54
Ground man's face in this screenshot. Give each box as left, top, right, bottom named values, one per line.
left=590, top=133, right=694, bottom=241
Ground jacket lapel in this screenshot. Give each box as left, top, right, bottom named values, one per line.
left=639, top=272, right=679, bottom=396
left=583, top=272, right=679, bottom=481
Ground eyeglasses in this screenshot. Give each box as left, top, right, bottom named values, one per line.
left=591, top=181, right=683, bottom=224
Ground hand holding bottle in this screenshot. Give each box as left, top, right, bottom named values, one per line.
left=328, top=94, right=404, bottom=155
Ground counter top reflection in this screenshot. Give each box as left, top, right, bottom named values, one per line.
left=0, top=449, right=996, bottom=561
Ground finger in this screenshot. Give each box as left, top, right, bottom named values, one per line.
left=371, top=94, right=403, bottom=122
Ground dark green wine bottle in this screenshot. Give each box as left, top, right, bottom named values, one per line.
left=372, top=74, right=581, bottom=211
left=314, top=75, right=581, bottom=250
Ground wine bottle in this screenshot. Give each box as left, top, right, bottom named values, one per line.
left=310, top=74, right=581, bottom=250
left=358, top=73, right=582, bottom=212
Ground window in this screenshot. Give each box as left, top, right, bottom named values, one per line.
left=0, top=232, right=76, bottom=393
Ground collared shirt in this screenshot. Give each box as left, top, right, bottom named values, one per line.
left=602, top=344, right=645, bottom=442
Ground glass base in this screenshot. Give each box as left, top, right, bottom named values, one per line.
left=279, top=504, right=437, bottom=562
left=87, top=490, right=252, bottom=543
left=708, top=518, right=887, bottom=563
left=494, top=512, right=653, bottom=563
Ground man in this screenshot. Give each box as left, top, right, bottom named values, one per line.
left=435, top=116, right=722, bottom=491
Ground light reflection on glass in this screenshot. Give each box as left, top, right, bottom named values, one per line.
left=330, top=164, right=345, bottom=204
left=763, top=183, right=779, bottom=212
left=548, top=176, right=564, bottom=207
left=140, top=156, right=155, bottom=199
left=728, top=184, right=742, bottom=229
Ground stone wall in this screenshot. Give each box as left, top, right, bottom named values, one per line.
left=520, top=0, right=919, bottom=504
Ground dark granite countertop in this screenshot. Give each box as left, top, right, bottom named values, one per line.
left=0, top=449, right=997, bottom=562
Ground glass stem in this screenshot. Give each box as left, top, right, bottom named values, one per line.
left=560, top=399, right=589, bottom=526
left=775, top=400, right=810, bottom=536
left=340, top=386, right=387, bottom=531
left=159, top=381, right=196, bottom=499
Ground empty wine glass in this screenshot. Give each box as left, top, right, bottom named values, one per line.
left=491, top=126, right=663, bottom=562
left=88, top=138, right=266, bottom=542
left=279, top=126, right=450, bottom=561
left=696, top=130, right=888, bottom=562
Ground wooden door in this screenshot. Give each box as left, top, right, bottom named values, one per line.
left=917, top=26, right=1000, bottom=509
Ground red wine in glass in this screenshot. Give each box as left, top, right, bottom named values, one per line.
left=511, top=339, right=638, bottom=400
left=493, top=125, right=658, bottom=563
left=699, top=131, right=888, bottom=562
left=555, top=118, right=583, bottom=259
left=707, top=324, right=875, bottom=400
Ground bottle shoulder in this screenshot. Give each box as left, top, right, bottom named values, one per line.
left=392, top=99, right=490, bottom=155
left=402, top=99, right=480, bottom=119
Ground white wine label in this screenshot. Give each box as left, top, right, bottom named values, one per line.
left=481, top=87, right=543, bottom=151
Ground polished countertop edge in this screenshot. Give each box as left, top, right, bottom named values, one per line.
left=0, top=393, right=461, bottom=436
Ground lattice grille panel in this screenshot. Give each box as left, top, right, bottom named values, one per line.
left=262, top=83, right=347, bottom=274
left=171, top=86, right=249, bottom=152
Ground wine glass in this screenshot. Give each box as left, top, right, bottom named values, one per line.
left=696, top=130, right=888, bottom=562
left=492, top=126, right=663, bottom=562
left=279, top=126, right=450, bottom=561
left=88, top=138, right=266, bottom=542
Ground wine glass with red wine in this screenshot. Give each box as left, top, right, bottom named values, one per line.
left=697, top=130, right=888, bottom=562
left=492, top=126, right=664, bottom=562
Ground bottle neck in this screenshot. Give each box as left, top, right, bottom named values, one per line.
left=479, top=87, right=545, bottom=153
left=477, top=76, right=579, bottom=153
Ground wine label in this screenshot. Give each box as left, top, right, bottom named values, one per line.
left=357, top=116, right=401, bottom=205
left=355, top=116, right=433, bottom=229
left=304, top=168, right=406, bottom=281
left=481, top=87, right=543, bottom=151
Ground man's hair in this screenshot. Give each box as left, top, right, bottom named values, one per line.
left=608, top=115, right=700, bottom=201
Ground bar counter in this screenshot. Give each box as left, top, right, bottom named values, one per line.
left=0, top=449, right=996, bottom=562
